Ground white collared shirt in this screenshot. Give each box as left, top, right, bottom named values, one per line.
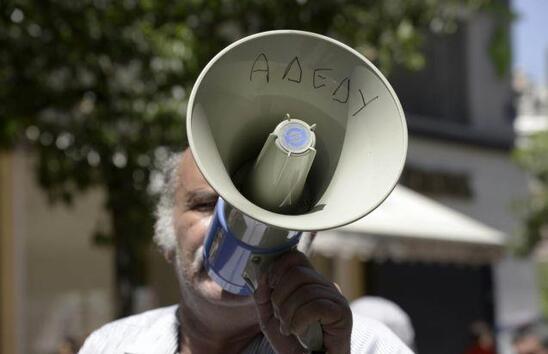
left=79, top=305, right=414, bottom=354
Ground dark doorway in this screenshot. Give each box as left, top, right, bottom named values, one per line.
left=366, top=261, right=494, bottom=354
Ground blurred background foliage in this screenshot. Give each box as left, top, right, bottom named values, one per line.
left=0, top=0, right=510, bottom=316
left=514, top=131, right=548, bottom=255
left=538, top=261, right=548, bottom=318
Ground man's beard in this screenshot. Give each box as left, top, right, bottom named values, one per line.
left=189, top=244, right=205, bottom=277
left=174, top=244, right=206, bottom=288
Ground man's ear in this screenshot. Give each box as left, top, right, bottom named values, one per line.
left=163, top=249, right=175, bottom=264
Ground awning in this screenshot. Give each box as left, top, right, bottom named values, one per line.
left=312, top=185, right=506, bottom=264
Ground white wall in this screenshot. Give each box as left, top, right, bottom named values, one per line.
left=11, top=151, right=114, bottom=354
left=407, top=136, right=539, bottom=354
left=406, top=136, right=529, bottom=237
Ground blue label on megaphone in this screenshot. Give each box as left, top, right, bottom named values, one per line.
left=278, top=122, right=313, bottom=153
left=203, top=198, right=301, bottom=296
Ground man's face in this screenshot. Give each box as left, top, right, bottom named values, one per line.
left=514, top=335, right=548, bottom=354
left=171, top=149, right=254, bottom=306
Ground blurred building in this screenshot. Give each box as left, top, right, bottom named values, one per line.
left=311, top=6, right=537, bottom=354
left=513, top=69, right=548, bottom=137
left=0, top=150, right=182, bottom=354
left=514, top=73, right=548, bottom=116
left=513, top=65, right=548, bottom=259
left=0, top=3, right=540, bottom=354
left=512, top=53, right=548, bottom=313
left=0, top=152, right=116, bottom=354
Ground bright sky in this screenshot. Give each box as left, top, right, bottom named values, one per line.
left=512, top=0, right=548, bottom=86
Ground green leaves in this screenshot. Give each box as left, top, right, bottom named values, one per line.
left=515, top=132, right=548, bottom=181
left=513, top=131, right=548, bottom=254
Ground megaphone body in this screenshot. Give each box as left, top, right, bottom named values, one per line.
left=203, top=198, right=302, bottom=295
left=186, top=30, right=407, bottom=350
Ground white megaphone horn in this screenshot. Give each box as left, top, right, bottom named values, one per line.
left=186, top=30, right=407, bottom=352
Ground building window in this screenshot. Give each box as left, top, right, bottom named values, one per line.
left=400, top=165, right=473, bottom=199
left=390, top=27, right=469, bottom=125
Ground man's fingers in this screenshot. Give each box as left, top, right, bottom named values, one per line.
left=291, top=300, right=352, bottom=354
left=253, top=273, right=306, bottom=354
left=275, top=284, right=345, bottom=333
left=268, top=250, right=312, bottom=288
left=270, top=266, right=327, bottom=307
left=254, top=273, right=271, bottom=306
left=255, top=250, right=352, bottom=353
left=257, top=312, right=305, bottom=354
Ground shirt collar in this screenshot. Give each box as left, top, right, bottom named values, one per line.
left=123, top=305, right=179, bottom=354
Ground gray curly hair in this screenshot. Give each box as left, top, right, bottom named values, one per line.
left=153, top=152, right=183, bottom=253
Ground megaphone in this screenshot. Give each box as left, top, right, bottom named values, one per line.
left=186, top=30, right=407, bottom=350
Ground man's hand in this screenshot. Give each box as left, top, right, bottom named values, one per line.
left=254, top=250, right=352, bottom=354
